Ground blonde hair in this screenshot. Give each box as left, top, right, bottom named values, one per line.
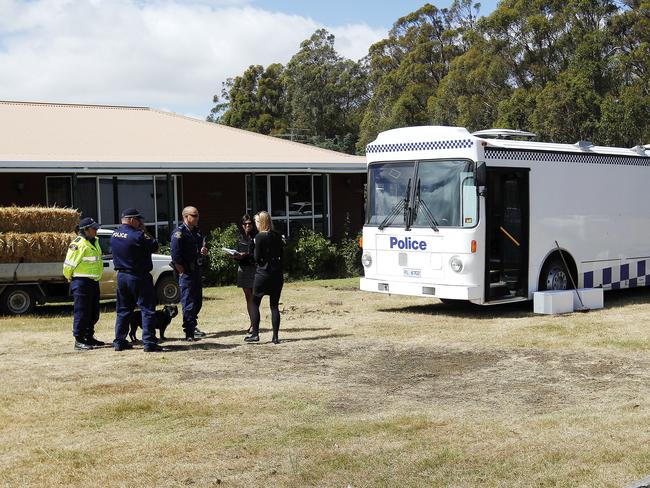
left=255, top=211, right=272, bottom=232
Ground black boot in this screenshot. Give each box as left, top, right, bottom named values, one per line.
left=271, top=324, right=279, bottom=344
left=74, top=337, right=93, bottom=351
left=86, top=336, right=106, bottom=347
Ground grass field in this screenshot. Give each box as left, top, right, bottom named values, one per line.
left=2, top=278, right=650, bottom=487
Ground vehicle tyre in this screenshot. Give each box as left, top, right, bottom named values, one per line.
left=539, top=256, right=571, bottom=291
left=156, top=273, right=180, bottom=304
left=0, top=286, right=36, bottom=315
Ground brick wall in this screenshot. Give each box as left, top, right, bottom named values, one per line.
left=180, top=173, right=246, bottom=234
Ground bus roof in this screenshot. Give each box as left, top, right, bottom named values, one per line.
left=366, top=126, right=649, bottom=159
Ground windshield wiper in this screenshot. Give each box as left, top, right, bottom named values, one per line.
left=378, top=178, right=411, bottom=230
left=412, top=179, right=439, bottom=232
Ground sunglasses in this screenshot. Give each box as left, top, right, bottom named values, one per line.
left=243, top=222, right=253, bottom=226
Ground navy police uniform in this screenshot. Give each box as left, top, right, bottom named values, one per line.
left=111, top=208, right=160, bottom=351
left=171, top=223, right=204, bottom=339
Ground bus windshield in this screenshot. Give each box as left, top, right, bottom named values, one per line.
left=367, top=159, right=477, bottom=228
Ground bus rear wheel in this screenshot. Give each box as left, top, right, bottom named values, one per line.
left=539, top=256, right=571, bottom=291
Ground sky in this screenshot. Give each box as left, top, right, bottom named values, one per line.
left=0, top=0, right=499, bottom=120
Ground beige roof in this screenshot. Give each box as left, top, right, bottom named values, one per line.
left=0, top=101, right=365, bottom=173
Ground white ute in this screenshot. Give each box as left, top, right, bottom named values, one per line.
left=0, top=229, right=180, bottom=315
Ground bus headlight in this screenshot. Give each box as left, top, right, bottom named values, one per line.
left=361, top=253, right=372, bottom=268
left=449, top=256, right=463, bottom=273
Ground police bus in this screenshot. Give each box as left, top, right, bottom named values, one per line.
left=359, top=126, right=650, bottom=305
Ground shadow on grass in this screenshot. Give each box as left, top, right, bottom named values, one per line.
left=26, top=301, right=116, bottom=317
left=275, top=332, right=352, bottom=343
left=379, top=286, right=650, bottom=319
left=159, top=342, right=240, bottom=352
left=205, top=327, right=331, bottom=339
left=602, top=286, right=650, bottom=308
left=201, top=296, right=223, bottom=301
left=378, top=300, right=533, bottom=320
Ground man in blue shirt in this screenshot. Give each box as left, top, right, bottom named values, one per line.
left=171, top=206, right=208, bottom=341
left=111, top=208, right=163, bottom=352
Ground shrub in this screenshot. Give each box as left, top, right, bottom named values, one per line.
left=203, top=223, right=362, bottom=285
left=289, top=228, right=339, bottom=279
left=337, top=232, right=363, bottom=277
left=205, top=224, right=240, bottom=285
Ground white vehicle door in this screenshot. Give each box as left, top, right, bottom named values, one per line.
left=97, top=233, right=117, bottom=297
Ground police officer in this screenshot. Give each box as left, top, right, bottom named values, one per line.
left=111, top=208, right=163, bottom=352
left=171, top=206, right=208, bottom=341
left=63, top=217, right=104, bottom=351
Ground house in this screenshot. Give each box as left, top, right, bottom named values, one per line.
left=0, top=100, right=367, bottom=242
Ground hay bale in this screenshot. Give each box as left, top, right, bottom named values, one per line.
left=0, top=206, right=80, bottom=233
left=0, top=232, right=77, bottom=263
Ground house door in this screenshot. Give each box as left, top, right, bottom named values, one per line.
left=485, top=168, right=529, bottom=301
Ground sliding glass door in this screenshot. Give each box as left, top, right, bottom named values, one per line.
left=245, top=174, right=330, bottom=237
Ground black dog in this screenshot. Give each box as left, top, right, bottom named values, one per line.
left=128, top=305, right=178, bottom=342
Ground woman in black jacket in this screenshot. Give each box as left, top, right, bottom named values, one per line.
left=232, top=214, right=256, bottom=333
left=245, top=211, right=284, bottom=344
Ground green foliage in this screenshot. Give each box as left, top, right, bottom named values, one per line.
left=208, top=30, right=367, bottom=154
left=285, top=228, right=363, bottom=279
left=597, top=86, right=650, bottom=146
left=204, top=225, right=362, bottom=285
left=358, top=2, right=475, bottom=149
left=337, top=234, right=363, bottom=277
left=287, top=228, right=338, bottom=279
left=157, top=244, right=171, bottom=256
left=530, top=71, right=602, bottom=142
left=208, top=63, right=288, bottom=135
left=284, top=30, right=369, bottom=142
left=205, top=224, right=240, bottom=286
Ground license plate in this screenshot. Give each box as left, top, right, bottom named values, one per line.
left=403, top=268, right=421, bottom=278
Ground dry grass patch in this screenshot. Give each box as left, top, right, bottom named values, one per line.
left=2, top=279, right=650, bottom=486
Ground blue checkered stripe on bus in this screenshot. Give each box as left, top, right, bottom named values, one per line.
left=485, top=148, right=650, bottom=167
left=582, top=259, right=650, bottom=290
left=367, top=139, right=474, bottom=154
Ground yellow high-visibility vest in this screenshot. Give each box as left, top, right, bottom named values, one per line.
left=62, top=235, right=103, bottom=281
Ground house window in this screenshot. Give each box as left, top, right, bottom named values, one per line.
left=77, top=177, right=98, bottom=219
left=46, top=175, right=181, bottom=243
left=46, top=176, right=72, bottom=207
left=245, top=174, right=330, bottom=237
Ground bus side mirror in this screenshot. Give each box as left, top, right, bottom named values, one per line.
left=476, top=163, right=487, bottom=196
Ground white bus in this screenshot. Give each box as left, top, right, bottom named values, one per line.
left=359, top=126, right=650, bottom=305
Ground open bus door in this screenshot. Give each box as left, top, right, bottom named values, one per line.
left=485, top=168, right=529, bottom=302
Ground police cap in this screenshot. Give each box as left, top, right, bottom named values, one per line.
left=79, top=217, right=100, bottom=230
left=121, top=208, right=143, bottom=219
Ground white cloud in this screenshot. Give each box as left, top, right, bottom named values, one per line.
left=0, top=0, right=385, bottom=119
